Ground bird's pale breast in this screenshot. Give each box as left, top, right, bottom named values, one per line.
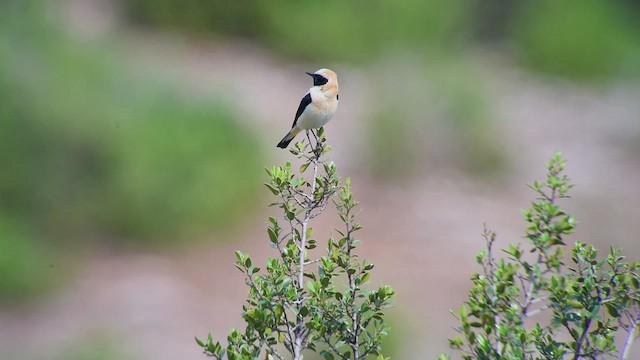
left=296, top=89, right=338, bottom=130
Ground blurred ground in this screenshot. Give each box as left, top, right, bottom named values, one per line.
left=1, top=1, right=640, bottom=359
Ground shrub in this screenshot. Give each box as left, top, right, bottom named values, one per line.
left=0, top=213, right=54, bottom=302
left=0, top=0, right=262, bottom=301
left=366, top=57, right=506, bottom=181
left=123, top=0, right=472, bottom=63
left=509, top=0, right=640, bottom=81
left=197, top=131, right=394, bottom=360
left=0, top=2, right=262, bottom=243
left=441, top=153, right=640, bottom=359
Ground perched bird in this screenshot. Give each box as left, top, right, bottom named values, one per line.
left=277, top=68, right=339, bottom=148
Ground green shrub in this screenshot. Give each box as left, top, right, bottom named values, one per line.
left=51, top=335, right=131, bottom=360
left=123, top=0, right=472, bottom=62
left=260, top=0, right=471, bottom=62
left=0, top=2, right=262, bottom=244
left=509, top=0, right=640, bottom=81
left=103, top=97, right=260, bottom=240
left=441, top=153, right=640, bottom=359
left=0, top=0, right=263, bottom=301
left=124, top=0, right=640, bottom=80
left=367, top=57, right=506, bottom=181
left=124, top=0, right=265, bottom=36
left=0, top=213, right=54, bottom=302
left=197, top=132, right=394, bottom=360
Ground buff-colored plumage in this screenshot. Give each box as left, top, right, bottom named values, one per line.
left=277, top=69, right=339, bottom=148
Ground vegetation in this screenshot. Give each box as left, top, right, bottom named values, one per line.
left=193, top=143, right=640, bottom=359
left=123, top=0, right=640, bottom=81
left=2, top=1, right=639, bottom=358
left=197, top=130, right=394, bottom=360
left=124, top=0, right=470, bottom=63
left=367, top=57, right=505, bottom=181
left=123, top=0, right=640, bottom=182
left=510, top=0, right=640, bottom=81
left=0, top=1, right=262, bottom=301
left=441, top=153, right=640, bottom=359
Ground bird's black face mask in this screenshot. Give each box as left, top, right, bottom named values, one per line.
left=306, top=72, right=329, bottom=86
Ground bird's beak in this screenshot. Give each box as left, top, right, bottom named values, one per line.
left=305, top=72, right=315, bottom=77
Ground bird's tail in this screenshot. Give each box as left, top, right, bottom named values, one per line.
left=276, top=128, right=301, bottom=148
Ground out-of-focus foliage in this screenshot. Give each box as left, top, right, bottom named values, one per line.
left=259, top=0, right=470, bottom=62
left=0, top=214, right=54, bottom=302
left=509, top=0, right=640, bottom=81
left=125, top=0, right=265, bottom=37
left=367, top=57, right=506, bottom=181
left=124, top=0, right=640, bottom=82
left=0, top=333, right=129, bottom=360
left=51, top=336, right=131, bottom=360
left=124, top=0, right=471, bottom=62
left=0, top=1, right=262, bottom=300
left=122, top=0, right=640, bottom=183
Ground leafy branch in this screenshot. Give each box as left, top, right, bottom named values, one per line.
left=197, top=129, right=394, bottom=360
left=442, top=152, right=640, bottom=360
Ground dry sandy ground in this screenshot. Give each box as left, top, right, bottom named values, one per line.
left=2, top=4, right=640, bottom=359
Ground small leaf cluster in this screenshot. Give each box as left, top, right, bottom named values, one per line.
left=442, top=153, right=640, bottom=360
left=197, top=129, right=394, bottom=360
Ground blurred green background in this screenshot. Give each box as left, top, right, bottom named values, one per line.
left=1, top=0, right=639, bottom=359
left=0, top=1, right=262, bottom=301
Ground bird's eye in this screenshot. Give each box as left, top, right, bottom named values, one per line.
left=336, top=94, right=339, bottom=101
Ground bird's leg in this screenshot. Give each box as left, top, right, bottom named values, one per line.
left=307, top=129, right=322, bottom=156
left=303, top=130, right=316, bottom=155
left=305, top=130, right=313, bottom=149
left=311, top=129, right=320, bottom=144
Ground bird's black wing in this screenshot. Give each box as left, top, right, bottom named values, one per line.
left=291, top=93, right=312, bottom=128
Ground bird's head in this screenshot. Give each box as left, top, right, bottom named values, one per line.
left=306, top=68, right=338, bottom=96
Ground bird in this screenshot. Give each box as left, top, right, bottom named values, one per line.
left=277, top=68, right=339, bottom=148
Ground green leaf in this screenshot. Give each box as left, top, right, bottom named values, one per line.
left=323, top=353, right=335, bottom=360
left=566, top=312, right=581, bottom=323
left=307, top=281, right=316, bottom=293
left=235, top=251, right=245, bottom=264
left=195, top=336, right=205, bottom=347
left=360, top=272, right=371, bottom=284
left=300, top=162, right=310, bottom=173
left=338, top=237, right=347, bottom=247
left=264, top=183, right=280, bottom=195
left=268, top=228, right=278, bottom=244
left=306, top=239, right=317, bottom=250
